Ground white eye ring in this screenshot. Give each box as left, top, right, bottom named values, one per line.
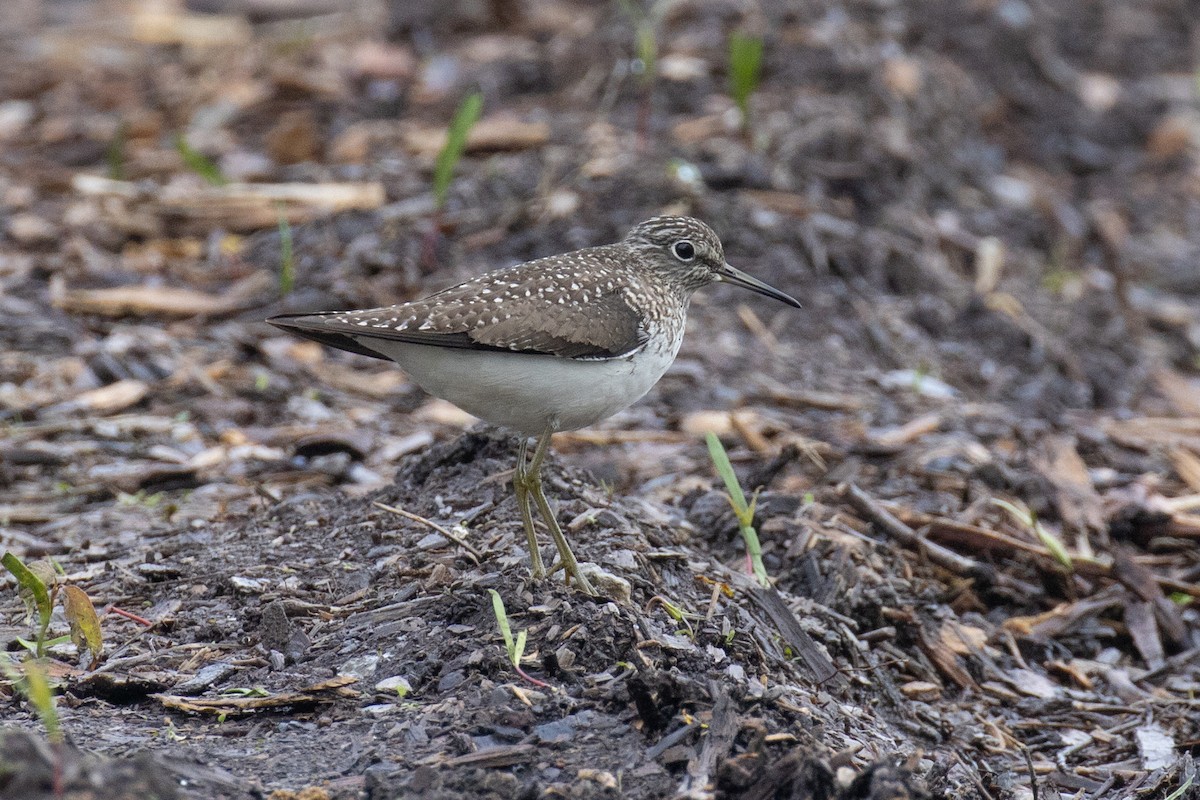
left=672, top=240, right=696, bottom=261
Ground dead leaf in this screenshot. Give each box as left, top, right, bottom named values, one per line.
left=62, top=585, right=103, bottom=667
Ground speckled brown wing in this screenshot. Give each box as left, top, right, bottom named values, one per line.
left=266, top=247, right=648, bottom=361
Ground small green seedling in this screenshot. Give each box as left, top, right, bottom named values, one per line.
left=3, top=552, right=103, bottom=665
left=277, top=207, right=295, bottom=296
left=646, top=595, right=695, bottom=639
left=705, top=432, right=770, bottom=587
left=616, top=0, right=658, bottom=87
left=174, top=133, right=227, bottom=186
left=488, top=589, right=526, bottom=669
left=4, top=553, right=57, bottom=658
left=107, top=120, right=128, bottom=181
left=992, top=498, right=1073, bottom=571
left=0, top=656, right=60, bottom=743
left=728, top=31, right=764, bottom=132
left=433, top=90, right=483, bottom=212
left=489, top=590, right=551, bottom=689
left=616, top=0, right=662, bottom=146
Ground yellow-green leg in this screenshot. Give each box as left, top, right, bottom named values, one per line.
left=513, top=437, right=546, bottom=580
left=515, top=432, right=597, bottom=596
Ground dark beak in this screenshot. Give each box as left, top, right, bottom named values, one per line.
left=717, top=263, right=801, bottom=308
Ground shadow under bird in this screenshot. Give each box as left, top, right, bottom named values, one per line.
left=268, top=216, right=800, bottom=596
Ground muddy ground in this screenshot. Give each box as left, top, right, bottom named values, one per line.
left=0, top=0, right=1198, bottom=798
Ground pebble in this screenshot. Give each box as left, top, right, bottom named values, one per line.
left=0, top=100, right=34, bottom=141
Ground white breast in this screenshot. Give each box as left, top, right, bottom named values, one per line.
left=356, top=328, right=684, bottom=436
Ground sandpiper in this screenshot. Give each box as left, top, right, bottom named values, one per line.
left=268, top=216, right=800, bottom=595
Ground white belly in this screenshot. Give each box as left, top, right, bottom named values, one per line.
left=355, top=337, right=681, bottom=435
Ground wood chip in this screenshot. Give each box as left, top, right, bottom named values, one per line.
left=939, top=621, right=989, bottom=656
left=1170, top=447, right=1200, bottom=493
left=680, top=410, right=733, bottom=438
left=71, top=379, right=149, bottom=414
left=54, top=284, right=238, bottom=318
left=153, top=181, right=386, bottom=231
left=53, top=271, right=270, bottom=319
left=153, top=676, right=357, bottom=717
left=1155, top=370, right=1200, bottom=417
left=871, top=413, right=941, bottom=448
left=1034, top=435, right=1104, bottom=533
left=899, top=680, right=941, bottom=701
left=403, top=117, right=549, bottom=156
left=742, top=190, right=813, bottom=218
left=131, top=8, right=253, bottom=48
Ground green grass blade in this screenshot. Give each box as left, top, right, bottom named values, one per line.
left=635, top=24, right=656, bottom=85
left=433, top=91, right=483, bottom=210
left=992, top=498, right=1073, bottom=570
left=728, top=31, right=763, bottom=123
left=1163, top=769, right=1194, bottom=800
left=705, top=432, right=749, bottom=516
left=513, top=630, right=527, bottom=665
left=488, top=589, right=517, bottom=665
left=705, top=433, right=770, bottom=587
left=1, top=658, right=61, bottom=743
left=174, top=134, right=227, bottom=186
left=107, top=120, right=127, bottom=181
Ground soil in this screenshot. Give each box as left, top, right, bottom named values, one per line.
left=0, top=1, right=1198, bottom=799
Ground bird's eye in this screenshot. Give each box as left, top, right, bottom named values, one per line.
left=672, top=240, right=696, bottom=261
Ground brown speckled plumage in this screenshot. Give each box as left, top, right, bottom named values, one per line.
left=268, top=216, right=730, bottom=361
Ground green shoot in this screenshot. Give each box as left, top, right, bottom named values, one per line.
left=14, top=634, right=71, bottom=655
left=106, top=120, right=128, bottom=181
left=634, top=21, right=656, bottom=88
left=0, top=657, right=60, bottom=743
left=728, top=31, right=763, bottom=131
left=647, top=595, right=695, bottom=639
left=616, top=0, right=658, bottom=87
left=277, top=207, right=295, bottom=296
left=488, top=590, right=551, bottom=689
left=992, top=498, right=1073, bottom=570
left=615, top=0, right=662, bottom=148
left=433, top=91, right=483, bottom=211
left=3, top=553, right=53, bottom=658
left=174, top=133, right=227, bottom=186
left=705, top=433, right=770, bottom=587
left=1163, top=770, right=1194, bottom=800
left=4, top=552, right=104, bottom=666
left=488, top=589, right=526, bottom=668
